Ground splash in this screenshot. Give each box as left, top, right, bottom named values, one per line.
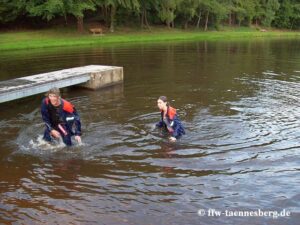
left=20, top=135, right=66, bottom=153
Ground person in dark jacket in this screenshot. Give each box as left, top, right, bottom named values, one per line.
left=156, top=96, right=185, bottom=142
left=41, top=87, right=82, bottom=146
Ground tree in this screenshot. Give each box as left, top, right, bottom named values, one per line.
left=244, top=0, right=260, bottom=26
left=274, top=0, right=300, bottom=29
left=139, top=0, right=153, bottom=29
left=233, top=0, right=247, bottom=26
left=0, top=0, right=26, bottom=24
left=26, top=0, right=65, bottom=21
left=233, top=0, right=258, bottom=26
left=224, top=0, right=236, bottom=26
left=156, top=0, right=178, bottom=28
left=95, top=0, right=139, bottom=32
left=0, top=0, right=299, bottom=30
left=194, top=0, right=203, bottom=29
left=260, top=0, right=280, bottom=27
left=177, top=0, right=198, bottom=29
left=253, top=0, right=264, bottom=26
left=24, top=0, right=96, bottom=32
left=200, top=0, right=227, bottom=31
left=65, top=0, right=96, bottom=33
left=291, top=2, right=300, bottom=29
left=214, top=0, right=229, bottom=28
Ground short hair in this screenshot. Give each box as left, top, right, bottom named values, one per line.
left=46, top=87, right=61, bottom=97
left=158, top=96, right=167, bottom=102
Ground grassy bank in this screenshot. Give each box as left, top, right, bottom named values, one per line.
left=0, top=27, right=299, bottom=51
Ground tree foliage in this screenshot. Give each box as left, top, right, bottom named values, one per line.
left=273, top=0, right=300, bottom=29
left=0, top=0, right=26, bottom=23
left=0, top=0, right=299, bottom=31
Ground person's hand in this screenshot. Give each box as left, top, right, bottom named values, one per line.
left=50, top=129, right=61, bottom=138
left=167, top=127, right=174, bottom=133
left=75, top=135, right=82, bottom=144
left=169, top=137, right=176, bottom=142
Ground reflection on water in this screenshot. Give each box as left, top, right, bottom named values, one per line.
left=0, top=39, right=300, bottom=224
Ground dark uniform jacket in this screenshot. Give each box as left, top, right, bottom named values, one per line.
left=156, top=106, right=185, bottom=139
left=41, top=97, right=81, bottom=145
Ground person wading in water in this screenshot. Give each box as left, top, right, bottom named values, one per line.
left=156, top=96, right=185, bottom=142
left=41, top=87, right=82, bottom=146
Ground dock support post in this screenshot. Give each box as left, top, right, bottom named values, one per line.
left=80, top=67, right=123, bottom=90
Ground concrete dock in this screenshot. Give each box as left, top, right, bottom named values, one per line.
left=0, top=65, right=123, bottom=103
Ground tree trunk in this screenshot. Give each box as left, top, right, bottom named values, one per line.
left=144, top=8, right=150, bottom=30
left=204, top=10, right=209, bottom=31
left=141, top=7, right=145, bottom=28
left=105, top=6, right=109, bottom=26
left=77, top=16, right=84, bottom=33
left=167, top=22, right=170, bottom=28
left=228, top=12, right=232, bottom=26
left=196, top=10, right=202, bottom=29
left=290, top=19, right=294, bottom=30
left=63, top=11, right=68, bottom=26
left=140, top=6, right=150, bottom=30
left=110, top=5, right=116, bottom=33
left=184, top=20, right=188, bottom=29
left=248, top=17, right=252, bottom=27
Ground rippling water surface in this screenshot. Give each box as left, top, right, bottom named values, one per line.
left=0, top=39, right=300, bottom=224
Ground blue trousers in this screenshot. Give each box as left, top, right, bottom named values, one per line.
left=43, top=129, right=72, bottom=146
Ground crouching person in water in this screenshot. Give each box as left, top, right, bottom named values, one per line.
left=156, top=96, right=185, bottom=142
left=41, top=87, right=82, bottom=146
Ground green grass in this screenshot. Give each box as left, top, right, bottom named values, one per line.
left=0, top=27, right=299, bottom=51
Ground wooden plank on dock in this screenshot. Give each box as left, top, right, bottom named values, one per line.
left=0, top=65, right=123, bottom=103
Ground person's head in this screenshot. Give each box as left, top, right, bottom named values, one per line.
left=157, top=96, right=169, bottom=111
left=46, top=87, right=61, bottom=106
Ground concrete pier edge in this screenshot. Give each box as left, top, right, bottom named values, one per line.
left=0, top=65, right=124, bottom=103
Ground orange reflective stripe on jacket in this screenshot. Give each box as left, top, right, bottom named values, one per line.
left=168, top=107, right=176, bottom=120
left=62, top=100, right=74, bottom=113
left=44, top=97, right=74, bottom=113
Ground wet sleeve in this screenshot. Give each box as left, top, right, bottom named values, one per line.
left=170, top=122, right=179, bottom=138
left=163, top=118, right=175, bottom=133
left=73, top=108, right=81, bottom=136
left=156, top=120, right=164, bottom=128
left=41, top=101, right=52, bottom=132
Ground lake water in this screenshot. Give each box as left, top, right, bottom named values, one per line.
left=0, top=38, right=299, bottom=224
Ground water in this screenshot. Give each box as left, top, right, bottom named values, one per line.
left=0, top=39, right=300, bottom=224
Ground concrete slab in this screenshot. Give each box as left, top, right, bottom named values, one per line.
left=0, top=65, right=123, bottom=103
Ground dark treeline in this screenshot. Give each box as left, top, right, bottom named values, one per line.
left=0, top=0, right=299, bottom=32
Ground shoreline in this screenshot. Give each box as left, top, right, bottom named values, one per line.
left=0, top=28, right=299, bottom=51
